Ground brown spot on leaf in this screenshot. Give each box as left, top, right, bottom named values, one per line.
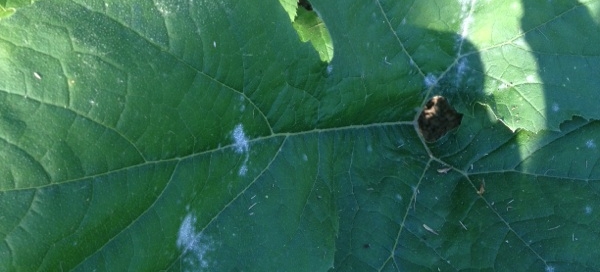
left=418, top=96, right=463, bottom=142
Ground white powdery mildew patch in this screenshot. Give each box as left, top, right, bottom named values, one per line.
left=458, top=0, right=477, bottom=39
left=155, top=0, right=180, bottom=16
left=585, top=205, right=593, bottom=214
left=586, top=139, right=596, bottom=149
left=545, top=265, right=555, bottom=272
left=453, top=0, right=477, bottom=84
left=233, top=124, right=249, bottom=153
left=326, top=64, right=333, bottom=75
left=455, top=57, right=469, bottom=83
left=551, top=102, right=560, bottom=112
left=424, top=73, right=438, bottom=88
left=232, top=124, right=250, bottom=176
left=177, top=214, right=214, bottom=270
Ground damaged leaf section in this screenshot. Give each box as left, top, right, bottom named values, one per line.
left=279, top=0, right=334, bottom=62
left=418, top=96, right=463, bottom=142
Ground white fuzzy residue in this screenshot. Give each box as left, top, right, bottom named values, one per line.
left=177, top=214, right=214, bottom=269
left=233, top=124, right=249, bottom=154
left=424, top=73, right=438, bottom=88
left=586, top=139, right=596, bottom=149
left=452, top=0, right=477, bottom=85
left=232, top=124, right=250, bottom=176
left=458, top=0, right=477, bottom=39
left=455, top=57, right=468, bottom=81
left=155, top=0, right=180, bottom=16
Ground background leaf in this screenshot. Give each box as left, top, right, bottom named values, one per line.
left=1, top=0, right=599, bottom=271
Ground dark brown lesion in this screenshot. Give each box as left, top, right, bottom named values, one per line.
left=418, top=96, right=463, bottom=142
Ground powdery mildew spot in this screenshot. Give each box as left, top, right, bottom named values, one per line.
left=586, top=139, right=596, bottom=149
left=238, top=165, right=248, bottom=176
left=545, top=265, right=555, bottom=272
left=232, top=124, right=250, bottom=176
left=233, top=124, right=249, bottom=154
left=498, top=82, right=509, bottom=90
left=424, top=73, right=438, bottom=88
left=453, top=0, right=476, bottom=84
left=155, top=0, right=180, bottom=16
left=395, top=194, right=402, bottom=201
left=458, top=0, right=477, bottom=39
left=551, top=102, right=559, bottom=112
left=455, top=57, right=468, bottom=82
left=526, top=74, right=535, bottom=83
left=585, top=205, right=593, bottom=214
left=237, top=95, right=246, bottom=112
left=177, top=214, right=214, bottom=270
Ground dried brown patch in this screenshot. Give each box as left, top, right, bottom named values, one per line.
left=418, top=96, right=463, bottom=142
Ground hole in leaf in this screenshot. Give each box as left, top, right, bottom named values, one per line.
left=418, top=96, right=463, bottom=142
left=278, top=0, right=334, bottom=62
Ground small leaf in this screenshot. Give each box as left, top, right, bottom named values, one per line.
left=292, top=4, right=334, bottom=62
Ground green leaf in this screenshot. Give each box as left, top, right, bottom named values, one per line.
left=278, top=0, right=297, bottom=22
left=468, top=0, right=600, bottom=132
left=1, top=0, right=599, bottom=271
left=0, top=7, right=15, bottom=19
left=292, top=7, right=334, bottom=62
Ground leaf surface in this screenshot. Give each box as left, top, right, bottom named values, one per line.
left=1, top=0, right=599, bottom=271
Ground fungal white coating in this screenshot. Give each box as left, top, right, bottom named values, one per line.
left=232, top=124, right=250, bottom=176
left=455, top=57, right=468, bottom=80
left=177, top=214, right=214, bottom=269
left=498, top=82, right=508, bottom=90
left=551, top=102, right=559, bottom=112
left=424, top=73, right=438, bottom=88
left=458, top=0, right=477, bottom=39
left=585, top=139, right=596, bottom=149
left=238, top=165, right=248, bottom=176
left=233, top=124, right=249, bottom=154
left=459, top=12, right=473, bottom=38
